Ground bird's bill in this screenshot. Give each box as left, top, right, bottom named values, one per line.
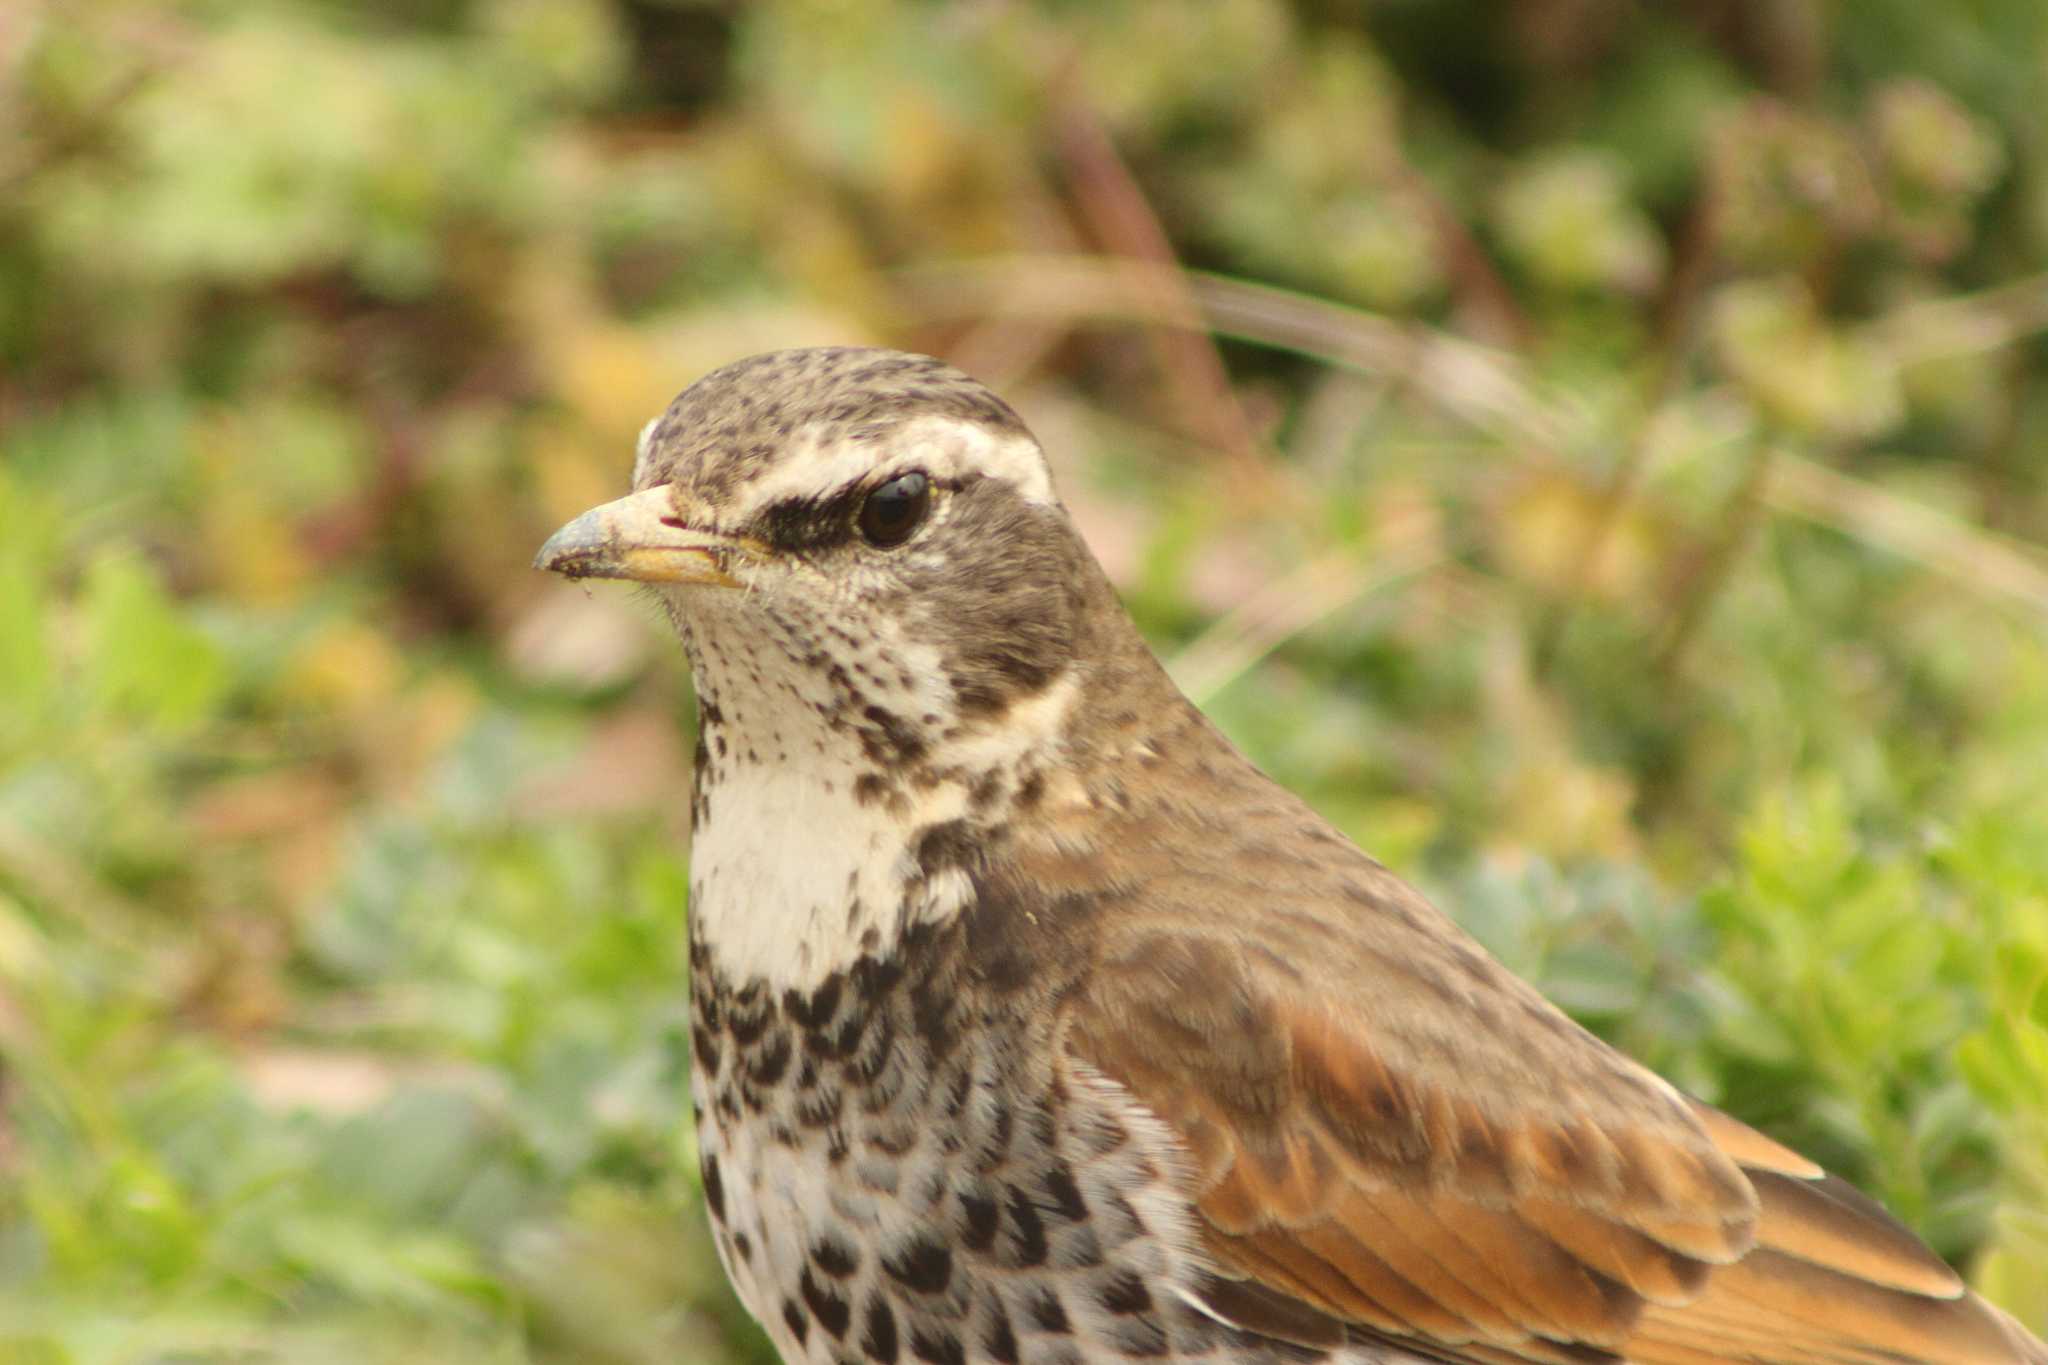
left=534, top=486, right=749, bottom=588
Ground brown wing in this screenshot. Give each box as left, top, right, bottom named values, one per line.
left=1062, top=912, right=2045, bottom=1364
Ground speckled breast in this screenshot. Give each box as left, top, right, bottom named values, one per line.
left=686, top=919, right=1335, bottom=1365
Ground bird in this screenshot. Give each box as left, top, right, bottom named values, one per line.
left=535, top=346, right=2046, bottom=1365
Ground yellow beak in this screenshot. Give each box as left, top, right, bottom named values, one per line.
left=534, top=485, right=750, bottom=588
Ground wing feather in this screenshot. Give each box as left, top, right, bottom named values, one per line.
left=1063, top=919, right=2045, bottom=1363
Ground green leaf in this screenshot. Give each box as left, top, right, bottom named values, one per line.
left=0, top=476, right=55, bottom=740
left=79, top=549, right=229, bottom=730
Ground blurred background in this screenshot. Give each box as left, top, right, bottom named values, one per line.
left=5, top=0, right=2048, bottom=1359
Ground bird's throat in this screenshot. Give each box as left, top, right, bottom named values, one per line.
left=674, top=594, right=1083, bottom=996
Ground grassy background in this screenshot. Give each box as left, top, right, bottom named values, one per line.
left=5, top=1, right=2048, bottom=1360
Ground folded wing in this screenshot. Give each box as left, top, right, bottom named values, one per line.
left=1064, top=916, right=2043, bottom=1364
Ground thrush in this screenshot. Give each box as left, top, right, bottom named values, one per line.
left=536, top=347, right=2046, bottom=1365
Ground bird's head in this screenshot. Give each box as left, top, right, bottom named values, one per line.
left=535, top=348, right=1137, bottom=787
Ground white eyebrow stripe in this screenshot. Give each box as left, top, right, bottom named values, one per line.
left=949, top=421, right=1055, bottom=505
left=729, top=416, right=1053, bottom=519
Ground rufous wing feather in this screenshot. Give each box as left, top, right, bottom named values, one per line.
left=1065, top=923, right=2046, bottom=1364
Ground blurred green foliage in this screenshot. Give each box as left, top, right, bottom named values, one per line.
left=5, top=0, right=2048, bottom=1359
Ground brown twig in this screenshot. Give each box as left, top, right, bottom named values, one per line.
left=1391, top=160, right=1533, bottom=349
left=1530, top=165, right=1726, bottom=675
left=1050, top=81, right=1266, bottom=479
left=1654, top=439, right=1776, bottom=676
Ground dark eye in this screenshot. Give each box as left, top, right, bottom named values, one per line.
left=857, top=471, right=931, bottom=548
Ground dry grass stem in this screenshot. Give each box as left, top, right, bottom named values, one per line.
left=901, top=255, right=1569, bottom=448
left=1863, top=273, right=2048, bottom=369
left=1766, top=453, right=2048, bottom=613
left=909, top=256, right=2048, bottom=625
left=1168, top=533, right=1444, bottom=704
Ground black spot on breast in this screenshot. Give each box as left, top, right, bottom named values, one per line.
left=983, top=1307, right=1020, bottom=1364
left=692, top=1028, right=721, bottom=1077
left=796, top=1084, right=843, bottom=1128
left=1043, top=1166, right=1087, bottom=1222
left=809, top=1009, right=856, bottom=1060
left=861, top=1295, right=899, bottom=1363
left=959, top=1190, right=999, bottom=1252
left=782, top=1298, right=809, bottom=1346
left=1003, top=1183, right=1048, bottom=1266
left=731, top=1229, right=752, bottom=1264
left=1100, top=1268, right=1152, bottom=1315
left=882, top=1234, right=952, bottom=1294
left=860, top=704, right=927, bottom=765
left=727, top=1000, right=772, bottom=1048
left=911, top=819, right=982, bottom=878
left=747, top=1031, right=792, bottom=1086
left=812, top=1233, right=860, bottom=1279
left=851, top=954, right=905, bottom=1001
left=701, top=1153, right=725, bottom=1221
left=1025, top=1286, right=1070, bottom=1334
left=909, top=1325, right=967, bottom=1365
left=801, top=1265, right=852, bottom=1340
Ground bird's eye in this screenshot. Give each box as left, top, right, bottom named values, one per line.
left=857, top=471, right=931, bottom=548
